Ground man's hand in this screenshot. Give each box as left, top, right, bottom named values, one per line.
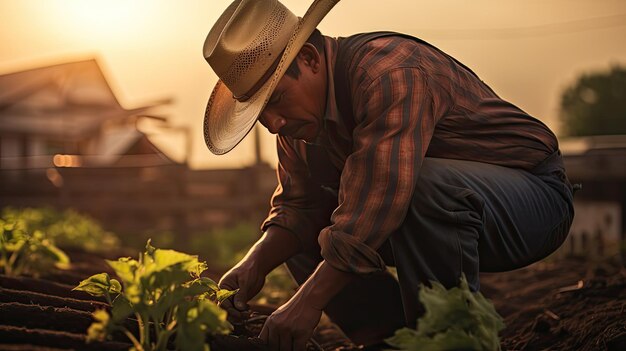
left=218, top=226, right=300, bottom=320
left=259, top=261, right=356, bottom=351
left=218, top=226, right=303, bottom=322
left=218, top=260, right=265, bottom=321
left=259, top=292, right=322, bottom=351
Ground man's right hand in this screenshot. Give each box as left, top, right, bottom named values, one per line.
left=218, top=258, right=266, bottom=321
left=217, top=226, right=302, bottom=322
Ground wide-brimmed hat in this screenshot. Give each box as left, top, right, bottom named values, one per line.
left=203, top=0, right=340, bottom=155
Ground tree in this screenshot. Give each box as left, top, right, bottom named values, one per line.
left=559, top=65, right=626, bottom=137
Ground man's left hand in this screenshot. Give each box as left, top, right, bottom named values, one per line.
left=259, top=292, right=322, bottom=351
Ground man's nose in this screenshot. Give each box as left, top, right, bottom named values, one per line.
left=259, top=112, right=285, bottom=134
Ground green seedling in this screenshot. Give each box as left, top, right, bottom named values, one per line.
left=74, top=240, right=236, bottom=351
left=385, top=275, right=505, bottom=351
left=0, top=218, right=70, bottom=277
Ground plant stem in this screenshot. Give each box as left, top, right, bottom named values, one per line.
left=7, top=251, right=19, bottom=276
left=155, top=328, right=175, bottom=351
left=121, top=327, right=144, bottom=351
left=143, top=313, right=151, bottom=350
left=136, top=312, right=145, bottom=345
left=166, top=319, right=177, bottom=331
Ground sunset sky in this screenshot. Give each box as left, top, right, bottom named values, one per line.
left=1, top=0, right=625, bottom=169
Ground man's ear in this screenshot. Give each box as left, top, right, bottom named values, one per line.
left=297, top=43, right=321, bottom=73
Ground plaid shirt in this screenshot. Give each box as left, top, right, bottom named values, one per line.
left=262, top=34, right=559, bottom=275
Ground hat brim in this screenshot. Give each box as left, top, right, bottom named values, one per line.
left=204, top=0, right=340, bottom=155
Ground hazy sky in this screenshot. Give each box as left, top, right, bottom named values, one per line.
left=1, top=0, right=625, bottom=169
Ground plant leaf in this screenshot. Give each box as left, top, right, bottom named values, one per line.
left=73, top=273, right=120, bottom=297
left=176, top=299, right=232, bottom=351
left=87, top=309, right=111, bottom=343
left=107, top=257, right=138, bottom=284
left=153, top=249, right=195, bottom=270
left=385, top=275, right=504, bottom=351
left=111, top=294, right=134, bottom=324
left=385, top=327, right=421, bottom=349
left=216, top=288, right=238, bottom=304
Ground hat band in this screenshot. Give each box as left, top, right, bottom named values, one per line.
left=233, top=48, right=286, bottom=102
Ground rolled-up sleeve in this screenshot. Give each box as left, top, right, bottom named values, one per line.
left=262, top=136, right=337, bottom=253
left=319, top=67, right=440, bottom=274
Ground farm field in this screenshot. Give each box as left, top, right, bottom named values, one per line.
left=0, top=245, right=624, bottom=351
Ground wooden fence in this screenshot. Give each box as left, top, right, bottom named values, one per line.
left=0, top=163, right=277, bottom=237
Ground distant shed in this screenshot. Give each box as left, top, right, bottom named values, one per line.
left=561, top=135, right=626, bottom=256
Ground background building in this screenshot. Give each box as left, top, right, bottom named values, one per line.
left=0, top=59, right=276, bottom=240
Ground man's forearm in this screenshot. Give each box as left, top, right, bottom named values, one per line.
left=295, top=261, right=356, bottom=310
left=245, top=225, right=302, bottom=275
left=245, top=226, right=356, bottom=311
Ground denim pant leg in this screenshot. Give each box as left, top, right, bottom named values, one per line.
left=390, top=157, right=574, bottom=326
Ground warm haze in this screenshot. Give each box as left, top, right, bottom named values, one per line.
left=1, top=0, right=625, bottom=169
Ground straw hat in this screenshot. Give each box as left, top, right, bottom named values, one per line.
left=203, top=0, right=340, bottom=155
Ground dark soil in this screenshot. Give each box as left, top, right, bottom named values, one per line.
left=480, top=256, right=626, bottom=351
left=0, top=248, right=624, bottom=350
left=0, top=325, right=131, bottom=351
left=0, top=287, right=108, bottom=311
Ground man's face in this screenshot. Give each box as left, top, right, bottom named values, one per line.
left=258, top=44, right=326, bottom=142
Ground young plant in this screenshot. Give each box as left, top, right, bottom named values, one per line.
left=0, top=218, right=70, bottom=277
left=385, top=275, right=505, bottom=351
left=73, top=240, right=236, bottom=351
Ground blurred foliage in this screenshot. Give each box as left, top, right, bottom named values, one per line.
left=144, top=223, right=260, bottom=273
left=0, top=217, right=70, bottom=277
left=253, top=264, right=297, bottom=307
left=190, top=222, right=260, bottom=272
left=385, top=275, right=504, bottom=351
left=0, top=207, right=120, bottom=253
left=560, top=65, right=626, bottom=136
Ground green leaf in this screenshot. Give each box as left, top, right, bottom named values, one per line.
left=73, top=273, right=120, bottom=297
left=111, top=294, right=134, bottom=324
left=194, top=299, right=232, bottom=334
left=191, top=261, right=209, bottom=278
left=417, top=280, right=476, bottom=335
left=385, top=275, right=504, bottom=351
left=37, top=237, right=70, bottom=267
left=124, top=283, right=142, bottom=305
left=153, top=248, right=196, bottom=271
left=385, top=328, right=421, bottom=349
left=144, top=264, right=195, bottom=294
left=183, top=278, right=217, bottom=298
left=87, top=309, right=111, bottom=343
left=107, top=257, right=139, bottom=284
left=216, top=288, right=238, bottom=304
left=110, top=279, right=122, bottom=294
left=176, top=299, right=232, bottom=351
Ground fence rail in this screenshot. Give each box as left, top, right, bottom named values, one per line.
left=0, top=164, right=277, bottom=236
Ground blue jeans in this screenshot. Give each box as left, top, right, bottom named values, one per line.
left=285, top=152, right=574, bottom=342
